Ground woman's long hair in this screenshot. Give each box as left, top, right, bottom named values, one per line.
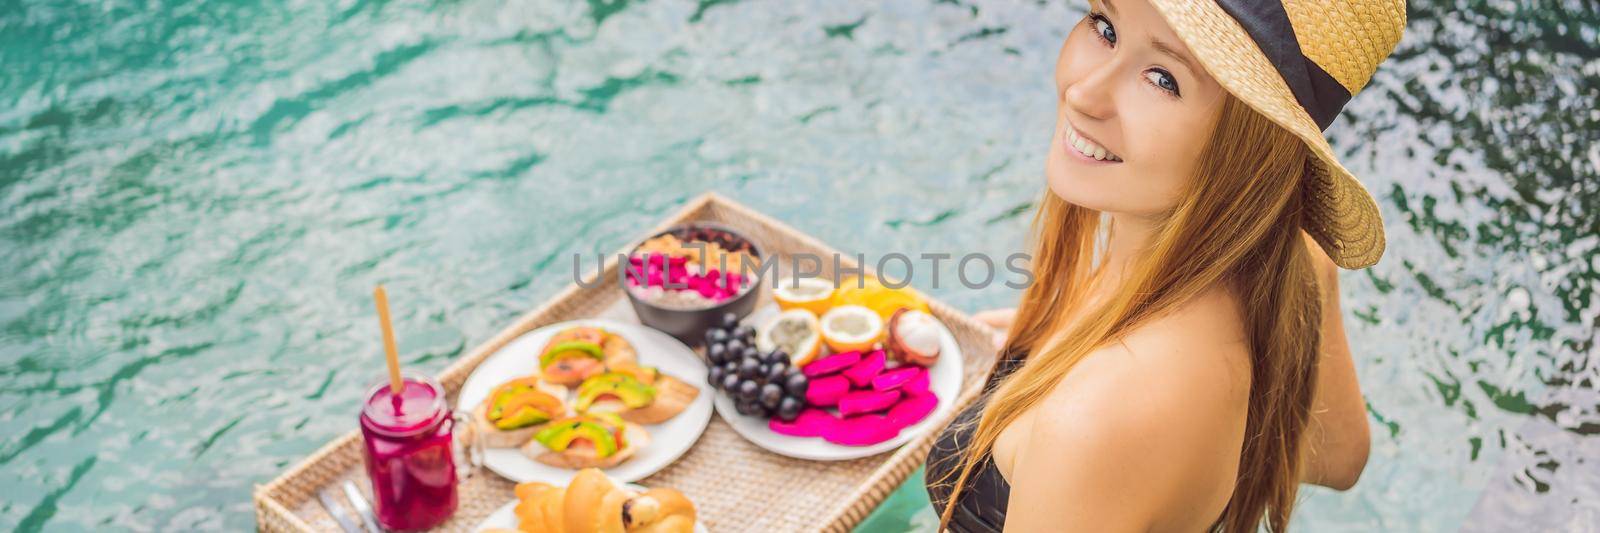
left=932, top=94, right=1324, bottom=532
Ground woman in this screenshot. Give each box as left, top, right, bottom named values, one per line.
left=923, top=0, right=1404, bottom=531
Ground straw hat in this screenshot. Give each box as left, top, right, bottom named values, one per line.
left=1145, top=0, right=1406, bottom=269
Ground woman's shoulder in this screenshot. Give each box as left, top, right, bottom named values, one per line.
left=1047, top=283, right=1250, bottom=410
left=1118, top=283, right=1251, bottom=389
left=1013, top=285, right=1250, bottom=526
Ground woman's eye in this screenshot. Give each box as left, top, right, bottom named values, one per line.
left=1090, top=14, right=1116, bottom=45
left=1144, top=69, right=1180, bottom=96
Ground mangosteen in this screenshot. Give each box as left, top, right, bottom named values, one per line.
left=887, top=308, right=942, bottom=367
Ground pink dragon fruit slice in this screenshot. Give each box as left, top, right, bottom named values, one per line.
left=886, top=391, right=938, bottom=428
left=823, top=414, right=902, bottom=446
left=804, top=375, right=851, bottom=407
left=871, top=366, right=926, bottom=391
left=841, top=350, right=886, bottom=388
left=901, top=369, right=931, bottom=396
left=838, top=388, right=902, bottom=417
left=768, top=408, right=838, bottom=437
left=802, top=351, right=861, bottom=377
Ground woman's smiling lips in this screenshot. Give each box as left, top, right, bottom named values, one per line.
left=1062, top=122, right=1124, bottom=164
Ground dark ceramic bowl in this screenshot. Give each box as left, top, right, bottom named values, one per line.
left=623, top=222, right=766, bottom=346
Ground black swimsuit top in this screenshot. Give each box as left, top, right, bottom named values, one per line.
left=923, top=350, right=1026, bottom=532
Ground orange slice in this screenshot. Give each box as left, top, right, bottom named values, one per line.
left=831, top=276, right=930, bottom=321
left=756, top=308, right=824, bottom=366
left=819, top=305, right=884, bottom=354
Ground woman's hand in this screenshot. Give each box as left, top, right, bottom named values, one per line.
left=1299, top=232, right=1372, bottom=490
left=974, top=308, right=1017, bottom=349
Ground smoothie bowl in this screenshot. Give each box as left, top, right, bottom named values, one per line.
left=623, top=223, right=766, bottom=345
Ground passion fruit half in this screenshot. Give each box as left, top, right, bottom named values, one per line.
left=772, top=277, right=835, bottom=317
left=756, top=308, right=823, bottom=366
left=819, top=305, right=884, bottom=354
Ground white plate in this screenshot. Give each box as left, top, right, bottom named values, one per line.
left=457, top=319, right=713, bottom=485
left=474, top=482, right=710, bottom=533
left=713, top=305, right=964, bottom=461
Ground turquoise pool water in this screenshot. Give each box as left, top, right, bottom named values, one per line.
left=2, top=0, right=1596, bottom=531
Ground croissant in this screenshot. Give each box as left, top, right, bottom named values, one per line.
left=513, top=481, right=566, bottom=532
left=621, top=488, right=697, bottom=533
left=511, top=468, right=696, bottom=533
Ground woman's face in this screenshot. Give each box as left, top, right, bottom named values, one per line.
left=1046, top=0, right=1226, bottom=218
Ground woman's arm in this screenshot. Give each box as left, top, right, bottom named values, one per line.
left=974, top=308, right=1017, bottom=349
left=1299, top=232, right=1371, bottom=490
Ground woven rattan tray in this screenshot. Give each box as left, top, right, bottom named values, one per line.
left=253, top=193, right=1001, bottom=532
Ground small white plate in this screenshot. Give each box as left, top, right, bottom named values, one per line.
left=474, top=483, right=710, bottom=533
left=457, top=319, right=713, bottom=485
left=713, top=305, right=964, bottom=461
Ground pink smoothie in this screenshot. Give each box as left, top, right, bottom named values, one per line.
left=359, top=375, right=457, bottom=531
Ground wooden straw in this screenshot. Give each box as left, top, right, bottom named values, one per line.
left=373, top=285, right=403, bottom=394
